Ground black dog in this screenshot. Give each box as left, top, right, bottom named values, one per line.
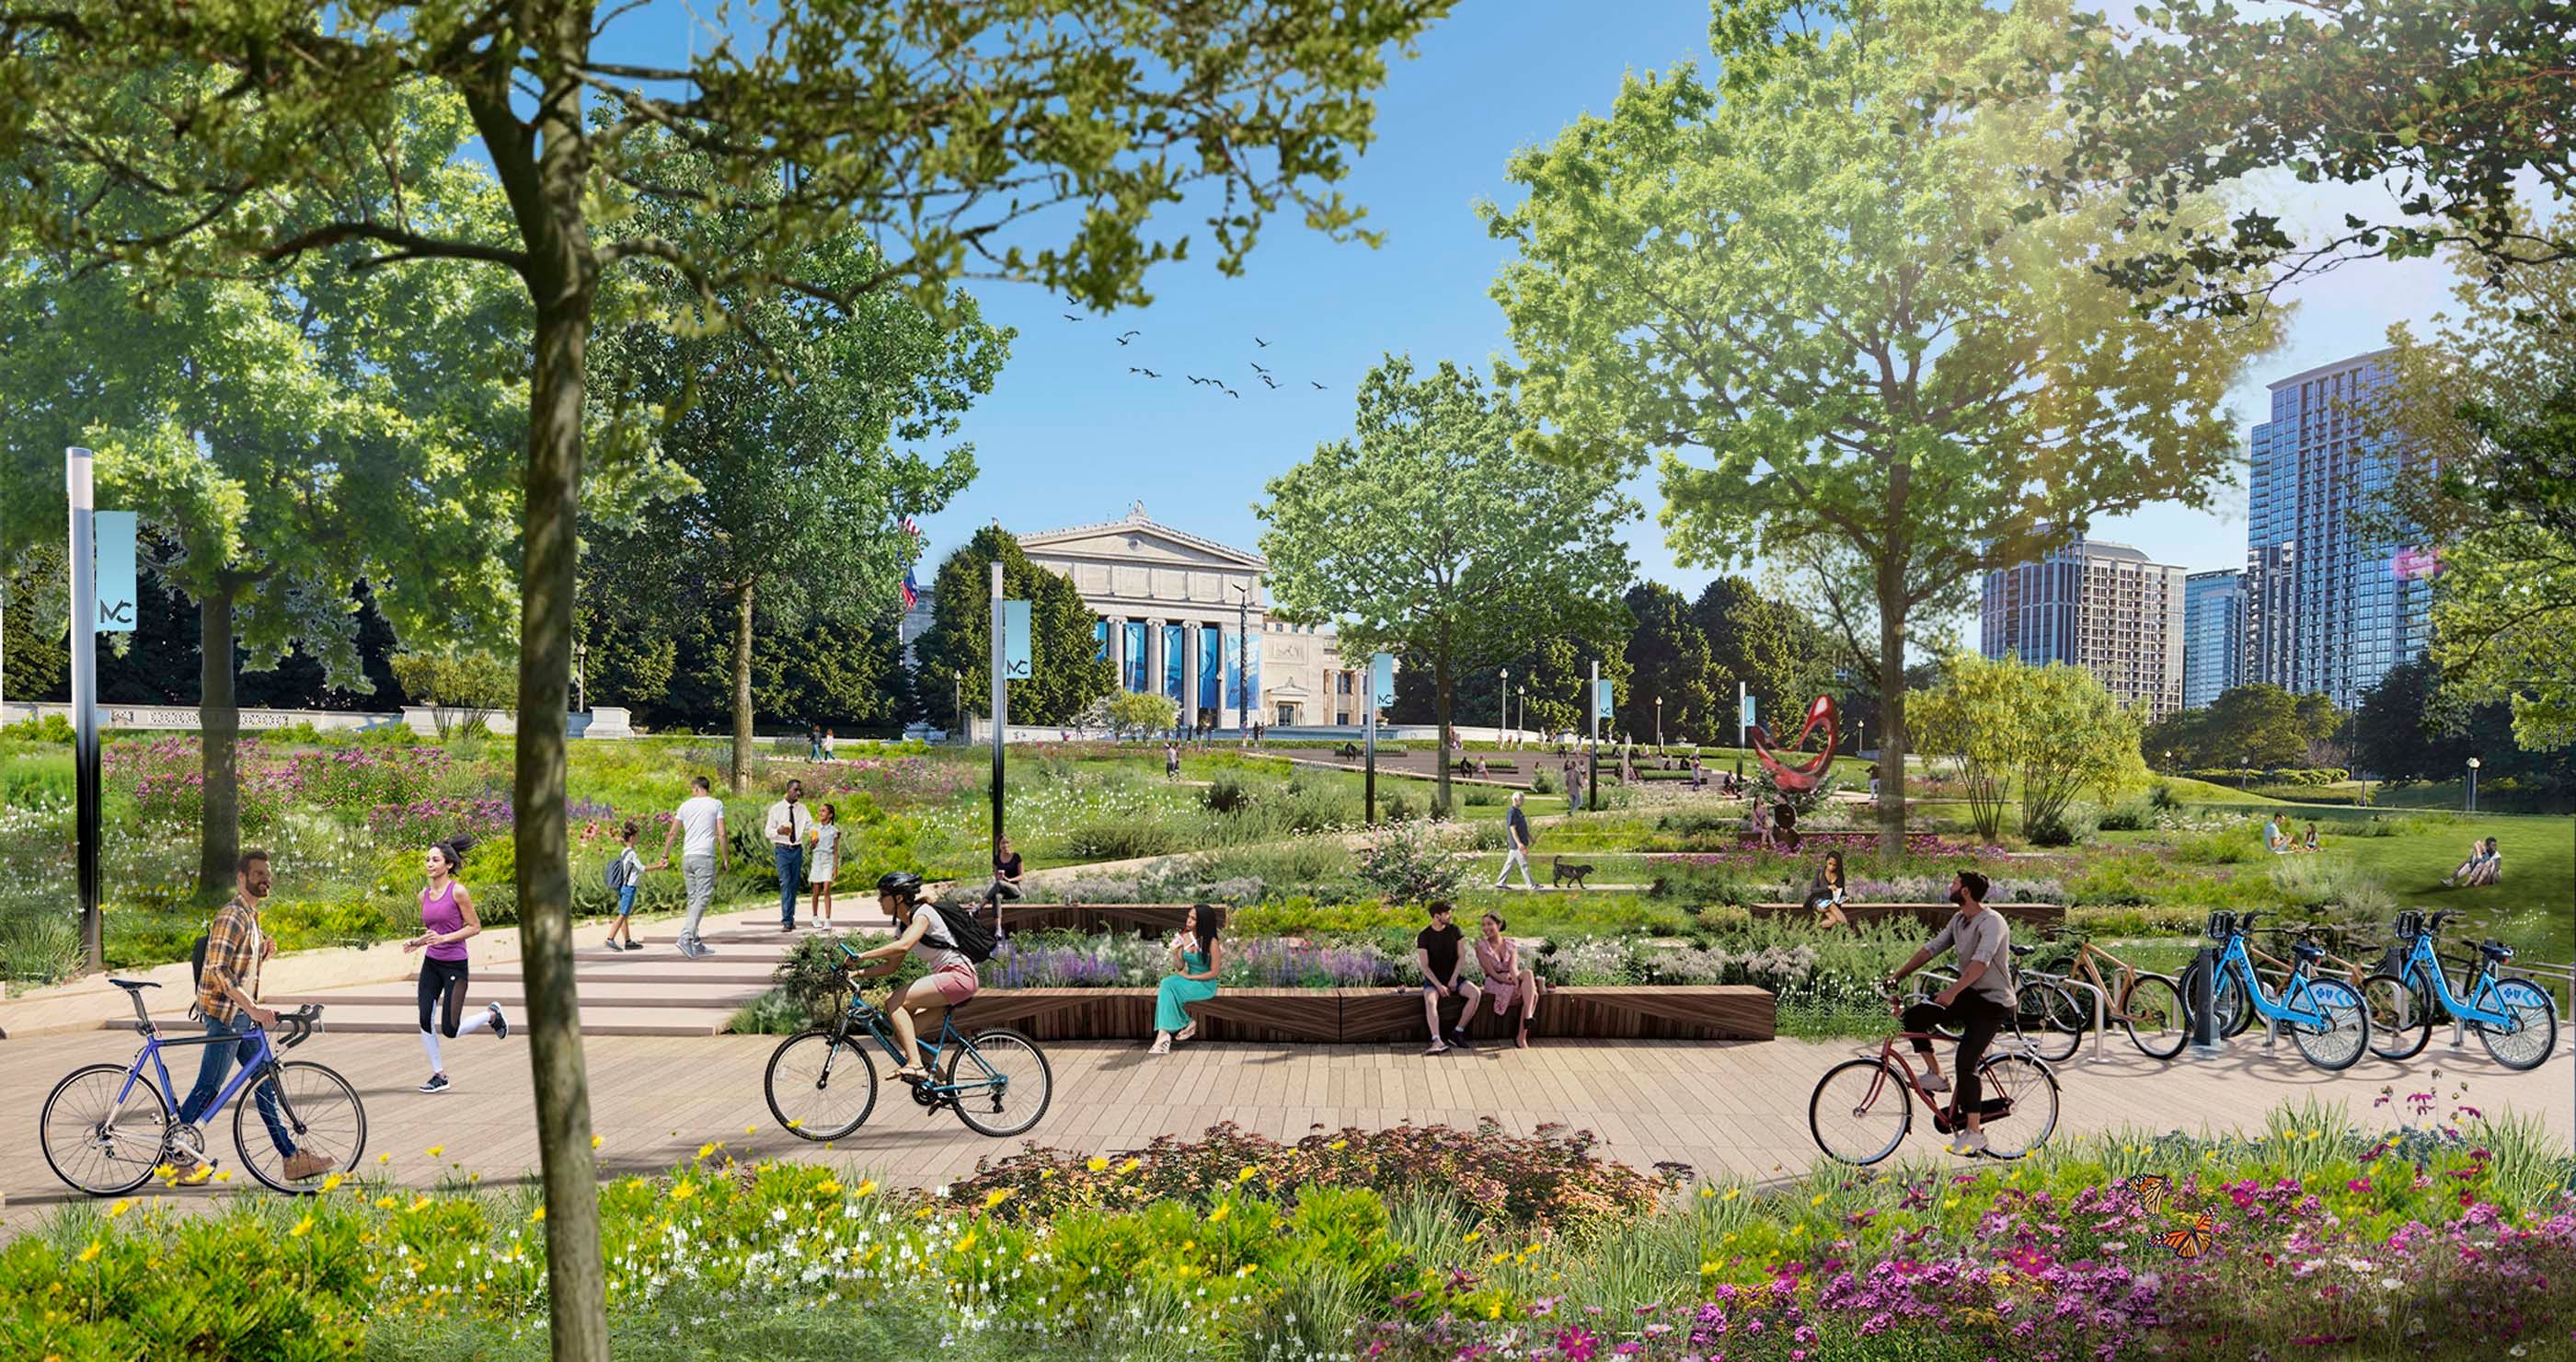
left=1550, top=857, right=1593, bottom=889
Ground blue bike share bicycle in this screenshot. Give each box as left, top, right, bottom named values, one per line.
left=2179, top=911, right=2371, bottom=1070
left=40, top=981, right=365, bottom=1195
left=2361, top=910, right=2559, bottom=1070
left=762, top=941, right=1053, bottom=1139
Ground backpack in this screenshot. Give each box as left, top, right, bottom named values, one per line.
left=602, top=855, right=631, bottom=892
left=927, top=901, right=996, bottom=964
left=190, top=932, right=210, bottom=989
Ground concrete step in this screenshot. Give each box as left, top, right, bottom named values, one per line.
left=126, top=1002, right=742, bottom=1037
left=268, top=982, right=762, bottom=1011
left=483, top=967, right=779, bottom=987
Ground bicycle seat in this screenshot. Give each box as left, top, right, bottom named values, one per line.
left=2008, top=943, right=2035, bottom=957
left=2478, top=940, right=2515, bottom=961
left=2291, top=940, right=2326, bottom=963
left=108, top=978, right=160, bottom=991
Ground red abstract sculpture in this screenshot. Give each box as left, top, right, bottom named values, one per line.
left=1749, top=694, right=1839, bottom=793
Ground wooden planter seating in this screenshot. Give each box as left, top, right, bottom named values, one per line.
left=1728, top=831, right=1950, bottom=852
left=996, top=902, right=1197, bottom=937
left=955, top=984, right=1774, bottom=1044
left=1745, top=901, right=2064, bottom=932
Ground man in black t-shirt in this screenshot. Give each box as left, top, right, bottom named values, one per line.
left=1415, top=901, right=1479, bottom=1054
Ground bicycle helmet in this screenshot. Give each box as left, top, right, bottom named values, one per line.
left=875, top=871, right=924, bottom=898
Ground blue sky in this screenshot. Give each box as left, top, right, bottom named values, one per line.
left=614, top=2, right=2481, bottom=645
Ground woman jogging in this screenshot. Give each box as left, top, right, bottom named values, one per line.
left=604, top=820, right=647, bottom=951
left=847, top=872, right=975, bottom=1083
left=807, top=802, right=842, bottom=928
left=1149, top=904, right=1225, bottom=1055
left=405, top=836, right=507, bottom=1094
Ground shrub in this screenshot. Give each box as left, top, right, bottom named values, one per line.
left=1353, top=820, right=1465, bottom=906
left=1201, top=772, right=1255, bottom=814
left=1061, top=818, right=1184, bottom=862
left=2094, top=794, right=2156, bottom=831
left=1380, top=791, right=1418, bottom=823
left=2024, top=804, right=2097, bottom=847
left=1526, top=765, right=1557, bottom=795
left=1, top=711, right=75, bottom=743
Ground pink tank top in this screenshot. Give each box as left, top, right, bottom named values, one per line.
left=420, top=881, right=469, bottom=962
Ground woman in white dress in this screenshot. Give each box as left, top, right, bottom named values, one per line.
left=806, top=802, right=842, bottom=928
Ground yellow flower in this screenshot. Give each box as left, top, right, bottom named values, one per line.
left=77, top=1241, right=101, bottom=1264
left=289, top=1215, right=316, bottom=1238
left=1120, top=1158, right=1142, bottom=1175
left=1463, top=1230, right=1480, bottom=1244
left=1085, top=1157, right=1109, bottom=1172
left=425, top=1146, right=443, bottom=1158
left=591, top=1135, right=604, bottom=1149
left=787, top=1120, right=803, bottom=1129
left=1811, top=1194, right=1828, bottom=1206
left=816, top=1180, right=842, bottom=1196
left=954, top=1230, right=978, bottom=1254
left=745, top=1125, right=756, bottom=1136
left=1236, top=1166, right=1259, bottom=1183
left=529, top=1206, right=546, bottom=1224
left=696, top=1142, right=721, bottom=1161
left=856, top=1180, right=880, bottom=1197
left=1207, top=1204, right=1231, bottom=1223
left=671, top=1183, right=696, bottom=1203
left=984, top=1188, right=1017, bottom=1209
left=1328, top=1139, right=1349, bottom=1151
left=1696, top=1185, right=1714, bottom=1199
left=408, top=1196, right=432, bottom=1212
left=1942, top=1196, right=1960, bottom=1209
left=377, top=1153, right=390, bottom=1165
left=106, top=1199, right=131, bottom=1220
left=375, top=1197, right=397, bottom=1210
left=1723, top=1187, right=1742, bottom=1202
left=213, top=1172, right=232, bottom=1183
left=321, top=1174, right=346, bottom=1193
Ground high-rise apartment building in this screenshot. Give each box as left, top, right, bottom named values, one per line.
left=2181, top=570, right=2245, bottom=710
left=2240, top=350, right=2432, bottom=710
left=1979, top=535, right=2191, bottom=721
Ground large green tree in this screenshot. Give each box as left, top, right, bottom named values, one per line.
left=1259, top=356, right=1635, bottom=814
left=1482, top=0, right=2283, bottom=854
left=1911, top=652, right=2143, bottom=843
left=0, top=4, right=1450, bottom=1350
left=2047, top=0, right=2576, bottom=313
left=1621, top=583, right=1717, bottom=746
left=913, top=525, right=1116, bottom=730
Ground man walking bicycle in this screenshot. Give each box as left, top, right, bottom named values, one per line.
left=170, top=849, right=333, bottom=1183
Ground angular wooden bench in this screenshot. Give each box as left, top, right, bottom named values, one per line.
left=995, top=903, right=1195, bottom=938
left=1746, top=901, right=2063, bottom=932
left=949, top=984, right=1772, bottom=1044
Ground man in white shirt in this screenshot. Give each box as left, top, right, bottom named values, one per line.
left=765, top=778, right=817, bottom=930
left=658, top=776, right=730, bottom=957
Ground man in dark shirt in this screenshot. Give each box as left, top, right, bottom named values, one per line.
left=1416, top=901, right=1479, bottom=1054
left=1494, top=792, right=1535, bottom=890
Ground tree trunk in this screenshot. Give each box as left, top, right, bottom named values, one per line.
left=195, top=580, right=238, bottom=901
left=729, top=579, right=755, bottom=793
left=1433, top=664, right=1454, bottom=818
left=1874, top=562, right=1909, bottom=860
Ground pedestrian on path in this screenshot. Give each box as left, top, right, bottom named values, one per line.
left=405, top=836, right=507, bottom=1095
left=822, top=727, right=837, bottom=761
left=604, top=820, right=647, bottom=951
left=658, top=776, right=729, bottom=957
left=1148, top=903, right=1225, bottom=1055
left=1166, top=741, right=1180, bottom=779
left=170, top=849, right=331, bottom=1183
left=1473, top=912, right=1540, bottom=1049
left=1417, top=901, right=1478, bottom=1056
left=807, top=802, right=842, bottom=928
left=847, top=872, right=977, bottom=1082
left=767, top=779, right=816, bottom=930
left=1494, top=791, right=1536, bottom=891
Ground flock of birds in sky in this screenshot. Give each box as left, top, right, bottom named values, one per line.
left=1063, top=297, right=1329, bottom=399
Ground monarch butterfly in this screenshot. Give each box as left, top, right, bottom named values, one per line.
left=2121, top=1172, right=2171, bottom=1215
left=2159, top=1211, right=2215, bottom=1260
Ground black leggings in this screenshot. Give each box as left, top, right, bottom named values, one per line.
left=419, top=957, right=472, bottom=1037
left=1904, top=991, right=2012, bottom=1117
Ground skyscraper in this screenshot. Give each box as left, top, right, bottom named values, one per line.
left=2181, top=570, right=2244, bottom=710
left=2240, top=350, right=2432, bottom=710
left=1979, top=535, right=2191, bottom=721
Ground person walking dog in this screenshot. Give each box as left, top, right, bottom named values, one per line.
left=1494, top=791, right=1536, bottom=891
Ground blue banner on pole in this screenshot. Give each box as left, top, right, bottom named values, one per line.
left=93, top=510, right=137, bottom=633
left=1741, top=693, right=1756, bottom=727
left=1370, top=652, right=1396, bottom=710
left=1594, top=678, right=1615, bottom=720
left=1002, top=600, right=1032, bottom=681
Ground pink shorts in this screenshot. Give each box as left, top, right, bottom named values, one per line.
left=920, top=962, right=979, bottom=1005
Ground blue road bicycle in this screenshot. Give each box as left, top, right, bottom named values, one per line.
left=763, top=943, right=1053, bottom=1139
left=2362, top=910, right=2559, bottom=1070
left=39, top=982, right=365, bottom=1196
left=2181, top=912, right=2372, bottom=1070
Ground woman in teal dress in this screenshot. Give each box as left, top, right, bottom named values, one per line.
left=1149, top=904, right=1226, bottom=1055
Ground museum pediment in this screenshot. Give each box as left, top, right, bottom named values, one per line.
left=1020, top=514, right=1265, bottom=572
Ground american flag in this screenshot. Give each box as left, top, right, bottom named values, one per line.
left=899, top=515, right=924, bottom=607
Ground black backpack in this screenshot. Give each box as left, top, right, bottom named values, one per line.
left=190, top=932, right=210, bottom=988
left=927, top=901, right=996, bottom=964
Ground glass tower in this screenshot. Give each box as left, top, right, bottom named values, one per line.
left=2181, top=570, right=2244, bottom=710
left=2240, top=350, right=2432, bottom=710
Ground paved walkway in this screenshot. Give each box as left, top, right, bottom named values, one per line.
left=6, top=1022, right=2565, bottom=1235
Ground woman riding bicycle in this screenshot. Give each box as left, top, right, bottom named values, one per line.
left=1882, top=869, right=2016, bottom=1158
left=846, top=871, right=977, bottom=1083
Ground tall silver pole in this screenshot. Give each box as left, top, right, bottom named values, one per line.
left=1587, top=659, right=1601, bottom=814
left=988, top=561, right=1006, bottom=938
left=67, top=447, right=103, bottom=973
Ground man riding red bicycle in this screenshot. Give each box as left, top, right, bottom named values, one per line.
left=1882, top=869, right=2016, bottom=1158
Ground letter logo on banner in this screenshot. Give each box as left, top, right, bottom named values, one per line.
left=1594, top=678, right=1615, bottom=720
left=1001, top=600, right=1032, bottom=680
left=94, top=510, right=137, bottom=632
left=1370, top=652, right=1396, bottom=710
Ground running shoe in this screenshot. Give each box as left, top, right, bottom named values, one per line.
left=1945, top=1129, right=1988, bottom=1158
left=487, top=1002, right=509, bottom=1041
left=418, top=1073, right=451, bottom=1094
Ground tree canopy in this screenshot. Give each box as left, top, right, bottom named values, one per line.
left=1259, top=355, right=1634, bottom=812
left=1911, top=652, right=2144, bottom=844
left=1482, top=0, right=2282, bottom=852
left=913, top=525, right=1116, bottom=730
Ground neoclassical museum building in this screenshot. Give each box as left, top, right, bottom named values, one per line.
left=903, top=503, right=1367, bottom=729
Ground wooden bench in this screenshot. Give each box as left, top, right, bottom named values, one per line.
left=1729, top=831, right=1951, bottom=852
left=950, top=984, right=1773, bottom=1043
left=996, top=902, right=1197, bottom=937
left=1746, top=902, right=2064, bottom=932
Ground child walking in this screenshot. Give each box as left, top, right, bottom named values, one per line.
left=604, top=820, right=647, bottom=951
left=807, top=802, right=841, bottom=928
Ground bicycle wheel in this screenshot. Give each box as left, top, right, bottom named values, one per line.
left=2362, top=972, right=2433, bottom=1062
left=2118, top=974, right=2188, bottom=1060
left=945, top=1028, right=1052, bottom=1137
left=236, top=1061, right=367, bottom=1194
left=1972, top=1053, right=2060, bottom=1160
left=765, top=1026, right=879, bottom=1140
left=2180, top=960, right=2252, bottom=1038
left=2285, top=978, right=2369, bottom=1072
left=1808, top=1057, right=1912, bottom=1167
left=40, top=1063, right=173, bottom=1196
left=2475, top=979, right=2559, bottom=1072
left=2018, top=983, right=2082, bottom=1064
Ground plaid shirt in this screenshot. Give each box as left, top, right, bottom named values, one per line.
left=196, top=896, right=262, bottom=1024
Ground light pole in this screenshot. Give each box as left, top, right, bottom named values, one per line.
left=573, top=639, right=587, bottom=715
left=1231, top=583, right=1252, bottom=733
left=1499, top=667, right=1509, bottom=745
left=1654, top=696, right=1662, bottom=752
left=2467, top=756, right=2480, bottom=814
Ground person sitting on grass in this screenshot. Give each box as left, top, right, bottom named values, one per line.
left=2263, top=814, right=2293, bottom=855
left=2301, top=821, right=2321, bottom=853
left=1472, top=912, right=1540, bottom=1049
left=1882, top=870, right=2016, bottom=1159
left=1417, top=901, right=1480, bottom=1056
left=1148, top=903, right=1225, bottom=1056
left=2441, top=836, right=2502, bottom=887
